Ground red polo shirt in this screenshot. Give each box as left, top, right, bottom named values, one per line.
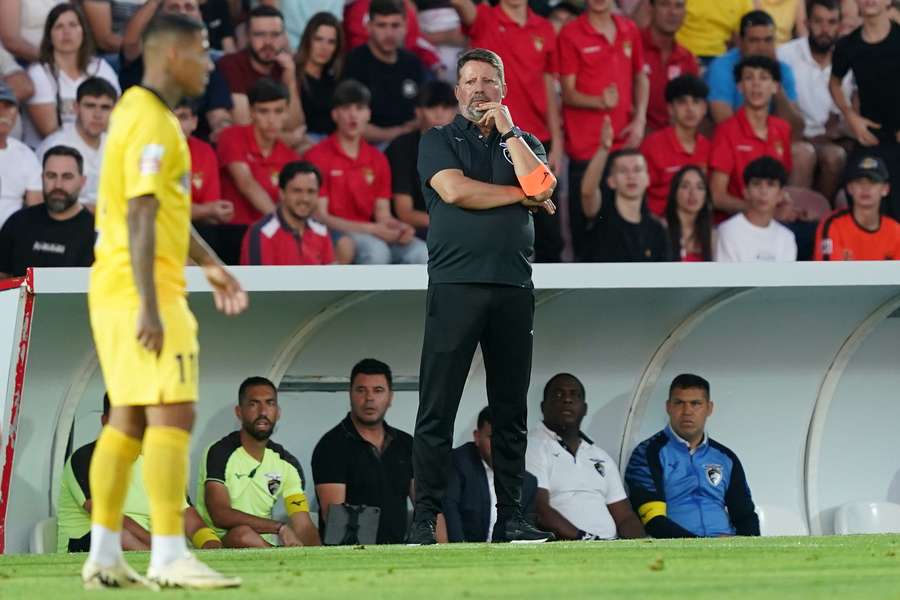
left=710, top=107, right=792, bottom=216
left=641, top=27, right=699, bottom=132
left=217, top=124, right=301, bottom=226
left=558, top=14, right=645, bottom=161
left=640, top=126, right=710, bottom=216
left=303, top=134, right=392, bottom=223
left=241, top=208, right=335, bottom=265
left=467, top=4, right=557, bottom=141
left=187, top=136, right=220, bottom=205
left=217, top=48, right=284, bottom=96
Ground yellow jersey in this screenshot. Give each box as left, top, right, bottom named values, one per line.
left=676, top=0, right=754, bottom=58
left=89, top=86, right=192, bottom=308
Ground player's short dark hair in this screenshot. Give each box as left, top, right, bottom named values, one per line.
left=743, top=156, right=788, bottom=187
left=248, top=77, right=289, bottom=105
left=608, top=148, right=645, bottom=171
left=542, top=373, right=586, bottom=403
left=238, top=376, right=277, bottom=405
left=665, top=74, right=709, bottom=103
left=175, top=96, right=202, bottom=115
left=808, top=0, right=841, bottom=17
left=739, top=9, right=775, bottom=37
left=476, top=406, right=492, bottom=430
left=669, top=373, right=710, bottom=399
left=733, top=54, right=781, bottom=83
left=279, top=160, right=322, bottom=190
left=43, top=144, right=84, bottom=174
left=350, top=358, right=393, bottom=390
left=457, top=48, right=505, bottom=85
left=76, top=77, right=118, bottom=103
left=102, top=393, right=110, bottom=417
left=369, top=0, right=405, bottom=19
left=247, top=4, right=284, bottom=24
left=418, top=80, right=456, bottom=108
left=142, top=12, right=204, bottom=45
left=332, top=79, right=371, bottom=108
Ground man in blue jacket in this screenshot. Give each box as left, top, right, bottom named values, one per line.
left=625, top=373, right=760, bottom=538
left=443, top=407, right=538, bottom=542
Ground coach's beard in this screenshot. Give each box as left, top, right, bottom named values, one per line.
left=466, top=96, right=488, bottom=121
left=244, top=417, right=275, bottom=441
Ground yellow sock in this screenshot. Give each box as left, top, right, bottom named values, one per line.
left=89, top=426, right=142, bottom=531
left=143, top=426, right=190, bottom=536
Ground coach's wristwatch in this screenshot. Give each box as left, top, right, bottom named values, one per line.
left=500, top=126, right=523, bottom=142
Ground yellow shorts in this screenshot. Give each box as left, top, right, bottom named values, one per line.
left=90, top=298, right=199, bottom=406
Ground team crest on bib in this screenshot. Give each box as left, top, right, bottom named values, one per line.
left=533, top=36, right=544, bottom=52
left=774, top=141, right=784, bottom=157
left=623, top=40, right=632, bottom=58
left=590, top=458, right=606, bottom=477
left=192, top=172, right=204, bottom=190
left=705, top=464, right=723, bottom=487
left=271, top=170, right=279, bottom=188
left=265, top=472, right=282, bottom=495
left=363, top=167, right=375, bottom=185
left=499, top=142, right=514, bottom=165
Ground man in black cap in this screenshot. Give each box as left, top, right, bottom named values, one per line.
left=814, top=155, right=900, bottom=261
left=408, top=47, right=556, bottom=545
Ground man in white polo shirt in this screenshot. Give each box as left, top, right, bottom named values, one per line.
left=777, top=0, right=852, bottom=201
left=525, top=373, right=645, bottom=541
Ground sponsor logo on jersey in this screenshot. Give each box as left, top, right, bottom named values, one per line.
left=139, top=144, right=165, bottom=176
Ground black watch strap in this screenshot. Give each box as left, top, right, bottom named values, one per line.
left=501, top=127, right=522, bottom=142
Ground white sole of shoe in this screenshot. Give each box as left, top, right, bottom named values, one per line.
left=149, top=576, right=242, bottom=590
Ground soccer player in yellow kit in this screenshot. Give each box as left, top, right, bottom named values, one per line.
left=83, top=13, right=247, bottom=590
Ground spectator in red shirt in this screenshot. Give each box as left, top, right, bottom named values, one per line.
left=665, top=165, right=714, bottom=261
left=709, top=56, right=794, bottom=223
left=449, top=0, right=564, bottom=262
left=217, top=78, right=301, bottom=263
left=218, top=5, right=302, bottom=131
left=304, top=79, right=428, bottom=264
left=640, top=74, right=710, bottom=217
left=641, top=0, right=700, bottom=133
left=174, top=98, right=232, bottom=226
left=241, top=161, right=337, bottom=265
left=559, top=0, right=650, bottom=260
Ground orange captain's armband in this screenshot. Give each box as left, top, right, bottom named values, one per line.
left=517, top=164, right=557, bottom=197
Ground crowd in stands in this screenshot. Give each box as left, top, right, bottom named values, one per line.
left=2, top=0, right=900, bottom=277
left=57, top=359, right=759, bottom=550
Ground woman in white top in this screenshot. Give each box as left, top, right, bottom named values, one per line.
left=26, top=3, right=120, bottom=143
left=0, top=0, right=65, bottom=63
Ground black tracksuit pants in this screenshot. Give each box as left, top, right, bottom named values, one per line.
left=412, top=283, right=534, bottom=521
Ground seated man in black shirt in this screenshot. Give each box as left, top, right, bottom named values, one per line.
left=343, top=0, right=427, bottom=146
left=442, top=407, right=538, bottom=543
left=385, top=80, right=457, bottom=240
left=0, top=145, right=95, bottom=278
left=580, top=117, right=671, bottom=262
left=311, top=359, right=414, bottom=545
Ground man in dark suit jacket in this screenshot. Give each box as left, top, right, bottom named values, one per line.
left=443, top=407, right=538, bottom=542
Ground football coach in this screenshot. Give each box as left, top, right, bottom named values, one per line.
left=407, top=48, right=556, bottom=545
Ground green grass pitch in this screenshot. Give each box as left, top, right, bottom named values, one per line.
left=1, top=535, right=899, bottom=599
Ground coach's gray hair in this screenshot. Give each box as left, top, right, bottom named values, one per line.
left=456, top=48, right=505, bottom=85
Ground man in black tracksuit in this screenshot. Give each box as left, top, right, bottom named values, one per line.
left=407, top=48, right=555, bottom=544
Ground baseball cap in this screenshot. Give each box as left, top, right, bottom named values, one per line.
left=845, top=155, right=890, bottom=183
left=0, top=81, right=16, bottom=107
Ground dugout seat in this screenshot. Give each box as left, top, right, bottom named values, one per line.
left=755, top=505, right=809, bottom=536
left=29, top=516, right=57, bottom=554
left=833, top=501, right=900, bottom=534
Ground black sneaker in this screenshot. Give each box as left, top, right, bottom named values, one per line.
left=405, top=518, right=437, bottom=546
left=492, top=515, right=555, bottom=544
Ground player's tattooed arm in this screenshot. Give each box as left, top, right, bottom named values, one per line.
left=127, top=195, right=163, bottom=353
left=189, top=227, right=248, bottom=316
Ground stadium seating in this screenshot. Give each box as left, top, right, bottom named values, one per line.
left=755, top=505, right=809, bottom=536
left=29, top=516, right=57, bottom=555
left=833, top=501, right=900, bottom=534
